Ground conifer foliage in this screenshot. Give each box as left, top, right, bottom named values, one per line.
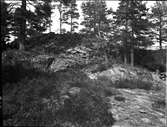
left=150, top=1, right=167, bottom=50
left=114, top=0, right=152, bottom=66
left=62, top=1, right=80, bottom=33
left=80, top=0, right=110, bottom=35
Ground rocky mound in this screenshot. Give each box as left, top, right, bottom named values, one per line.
left=2, top=45, right=92, bottom=72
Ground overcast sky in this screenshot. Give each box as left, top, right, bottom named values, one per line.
left=50, top=0, right=156, bottom=33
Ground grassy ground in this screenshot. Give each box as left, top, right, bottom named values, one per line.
left=3, top=64, right=116, bottom=127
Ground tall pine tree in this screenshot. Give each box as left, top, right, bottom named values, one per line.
left=12, top=0, right=53, bottom=50
left=62, top=0, right=79, bottom=33
left=114, top=0, right=152, bottom=66
left=1, top=0, right=12, bottom=50
left=80, top=0, right=109, bottom=36
left=150, top=1, right=167, bottom=50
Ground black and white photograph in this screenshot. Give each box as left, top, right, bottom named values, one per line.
left=1, top=0, right=167, bottom=126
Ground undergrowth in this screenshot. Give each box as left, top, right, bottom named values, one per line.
left=114, top=78, right=154, bottom=90
left=97, top=76, right=154, bottom=91
left=3, top=64, right=115, bottom=127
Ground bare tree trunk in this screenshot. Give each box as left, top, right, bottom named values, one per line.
left=159, top=16, right=162, bottom=50
left=60, top=11, right=62, bottom=34
left=166, top=46, right=167, bottom=120
left=70, top=16, right=72, bottom=33
left=130, top=20, right=134, bottom=66
left=49, top=2, right=52, bottom=32
left=104, top=50, right=109, bottom=68
left=70, top=3, right=73, bottom=33
left=49, top=16, right=51, bottom=32
left=19, top=0, right=26, bottom=50
left=93, top=9, right=96, bottom=34
left=124, top=53, right=127, bottom=65
left=124, top=1, right=128, bottom=65
left=58, top=3, right=62, bottom=34
left=130, top=48, right=134, bottom=66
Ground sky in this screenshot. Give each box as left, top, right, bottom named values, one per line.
left=50, top=0, right=156, bottom=33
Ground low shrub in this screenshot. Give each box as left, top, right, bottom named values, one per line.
left=1, top=62, right=53, bottom=85
left=93, top=76, right=121, bottom=97
left=152, top=98, right=166, bottom=109
left=3, top=78, right=60, bottom=126
left=26, top=32, right=84, bottom=54
left=114, top=78, right=154, bottom=90
left=114, top=96, right=125, bottom=102
left=90, top=63, right=108, bottom=73
left=96, top=76, right=154, bottom=91
left=57, top=88, right=115, bottom=127
left=134, top=49, right=166, bottom=72
left=2, top=63, right=35, bottom=84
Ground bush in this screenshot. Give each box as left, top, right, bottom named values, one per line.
left=3, top=78, right=61, bottom=126
left=26, top=32, right=84, bottom=54
left=2, top=62, right=52, bottom=85
left=114, top=96, right=125, bottom=102
left=93, top=76, right=121, bottom=97
left=2, top=63, right=35, bottom=84
left=57, top=88, right=115, bottom=127
left=152, top=98, right=166, bottom=109
left=114, top=78, right=154, bottom=90
left=134, top=49, right=166, bottom=72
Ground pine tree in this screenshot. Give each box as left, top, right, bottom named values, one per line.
left=57, top=1, right=66, bottom=34
left=1, top=1, right=12, bottom=50
left=62, top=1, right=79, bottom=33
left=28, top=0, right=52, bottom=34
left=80, top=0, right=109, bottom=35
left=12, top=0, right=53, bottom=50
left=114, top=0, right=152, bottom=66
left=150, top=1, right=167, bottom=50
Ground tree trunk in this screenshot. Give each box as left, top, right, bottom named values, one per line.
left=70, top=3, right=73, bottom=33
left=130, top=48, right=134, bottom=66
left=58, top=3, right=62, bottom=34
left=124, top=1, right=128, bottom=65
left=49, top=2, right=52, bottom=32
left=19, top=0, right=26, bottom=50
left=124, top=53, right=127, bottom=65
left=60, top=11, right=62, bottom=34
left=159, top=16, right=162, bottom=50
left=104, top=51, right=109, bottom=68
left=130, top=20, right=134, bottom=67
left=49, top=16, right=51, bottom=32
left=70, top=17, right=72, bottom=33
